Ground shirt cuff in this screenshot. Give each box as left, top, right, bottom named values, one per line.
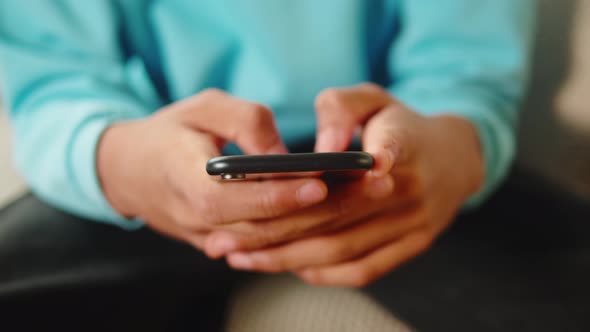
left=69, top=102, right=147, bottom=229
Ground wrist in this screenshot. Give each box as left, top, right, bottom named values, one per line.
left=428, top=115, right=485, bottom=200
left=96, top=122, right=137, bottom=217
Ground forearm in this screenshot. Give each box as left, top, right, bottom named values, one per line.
left=0, top=1, right=167, bottom=226
left=390, top=0, right=537, bottom=205
left=10, top=99, right=147, bottom=228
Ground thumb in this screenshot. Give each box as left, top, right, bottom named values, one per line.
left=314, top=83, right=393, bottom=153
left=362, top=107, right=414, bottom=177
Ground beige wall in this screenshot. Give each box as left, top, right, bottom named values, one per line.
left=558, top=0, right=590, bottom=135
left=0, top=109, right=26, bottom=207
left=517, top=0, right=590, bottom=199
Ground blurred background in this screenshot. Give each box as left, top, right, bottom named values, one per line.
left=517, top=0, right=590, bottom=200
left=0, top=0, right=589, bottom=207
left=0, top=111, right=26, bottom=207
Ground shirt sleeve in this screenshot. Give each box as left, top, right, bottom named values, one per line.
left=388, top=0, right=537, bottom=207
left=0, top=1, right=161, bottom=228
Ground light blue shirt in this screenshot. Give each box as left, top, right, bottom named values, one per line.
left=0, top=0, right=536, bottom=228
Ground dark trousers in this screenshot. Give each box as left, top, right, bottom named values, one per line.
left=1, top=167, right=589, bottom=331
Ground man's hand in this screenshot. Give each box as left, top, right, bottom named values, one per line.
left=97, top=89, right=328, bottom=250
left=206, top=84, right=484, bottom=287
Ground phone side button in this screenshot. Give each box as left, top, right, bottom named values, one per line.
left=221, top=173, right=246, bottom=180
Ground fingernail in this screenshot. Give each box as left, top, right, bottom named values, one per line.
left=369, top=148, right=395, bottom=177
left=316, top=127, right=341, bottom=152
left=364, top=175, right=394, bottom=199
left=267, top=143, right=289, bottom=154
left=228, top=253, right=253, bottom=270
left=212, top=235, right=237, bottom=256
left=297, top=182, right=327, bottom=206
left=385, top=148, right=396, bottom=169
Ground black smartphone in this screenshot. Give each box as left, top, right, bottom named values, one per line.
left=206, top=152, right=374, bottom=180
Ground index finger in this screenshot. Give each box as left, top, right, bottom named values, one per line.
left=314, top=83, right=396, bottom=153
left=169, top=89, right=289, bottom=155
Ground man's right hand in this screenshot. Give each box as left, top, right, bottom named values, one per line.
left=96, top=89, right=328, bottom=250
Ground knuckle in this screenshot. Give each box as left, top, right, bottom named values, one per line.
left=255, top=230, right=279, bottom=248
left=301, top=270, right=325, bottom=286
left=264, top=257, right=286, bottom=272
left=247, top=222, right=283, bottom=247
left=359, top=82, right=383, bottom=94
left=199, top=88, right=225, bottom=100
left=264, top=222, right=299, bottom=246
left=315, top=88, right=344, bottom=109
left=347, top=267, right=374, bottom=288
left=243, top=103, right=273, bottom=129
left=274, top=223, right=299, bottom=241
left=387, top=129, right=407, bottom=151
left=256, top=189, right=284, bottom=218
left=325, top=240, right=351, bottom=261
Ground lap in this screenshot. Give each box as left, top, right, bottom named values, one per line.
left=1, top=167, right=589, bottom=331
left=0, top=195, right=238, bottom=331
